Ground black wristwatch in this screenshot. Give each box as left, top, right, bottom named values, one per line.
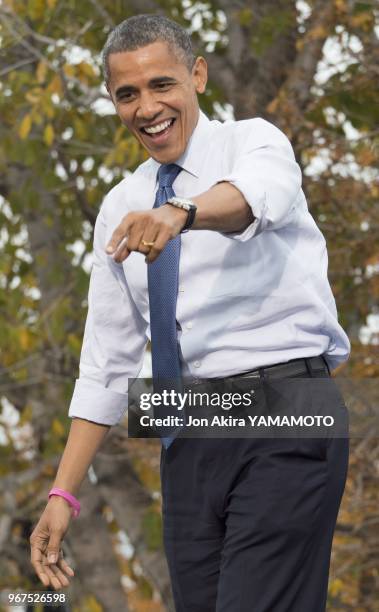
left=166, top=197, right=197, bottom=232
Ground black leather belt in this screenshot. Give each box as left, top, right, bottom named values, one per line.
left=227, top=355, right=330, bottom=380
left=189, top=356, right=330, bottom=386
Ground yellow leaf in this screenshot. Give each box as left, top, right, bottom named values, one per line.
left=44, top=124, right=54, bottom=146
left=47, top=0, right=57, bottom=7
left=47, top=74, right=63, bottom=95
left=80, top=595, right=103, bottom=612
left=28, top=0, right=45, bottom=19
left=296, top=38, right=305, bottom=51
left=329, top=578, right=343, bottom=597
left=350, top=13, right=372, bottom=29
left=19, top=328, right=31, bottom=350
left=127, top=138, right=142, bottom=166
left=67, top=333, right=82, bottom=355
left=307, top=25, right=328, bottom=41
left=51, top=418, right=65, bottom=437
left=19, top=405, right=33, bottom=426
left=36, top=61, right=48, bottom=84
left=18, top=114, right=32, bottom=139
left=334, top=0, right=346, bottom=11
left=73, top=117, right=87, bottom=139
left=266, top=97, right=279, bottom=114
left=77, top=61, right=96, bottom=78
left=104, top=150, right=115, bottom=167
left=238, top=8, right=254, bottom=26
left=63, top=63, right=75, bottom=78
left=26, top=88, right=42, bottom=104
left=356, top=147, right=376, bottom=166
left=114, top=125, right=126, bottom=144
left=31, top=110, right=43, bottom=125
left=43, top=98, right=55, bottom=119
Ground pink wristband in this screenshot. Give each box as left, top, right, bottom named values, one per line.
left=48, top=487, right=81, bottom=518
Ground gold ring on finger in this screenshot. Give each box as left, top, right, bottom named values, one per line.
left=141, top=240, right=155, bottom=247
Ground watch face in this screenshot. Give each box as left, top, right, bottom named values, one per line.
left=168, top=197, right=196, bottom=213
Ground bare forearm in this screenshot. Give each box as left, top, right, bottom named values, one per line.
left=106, top=181, right=255, bottom=264
left=192, top=181, right=254, bottom=233
left=52, top=418, right=110, bottom=496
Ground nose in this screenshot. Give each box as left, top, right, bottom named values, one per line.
left=136, top=90, right=163, bottom=122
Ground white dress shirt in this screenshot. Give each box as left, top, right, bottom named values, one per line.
left=68, top=111, right=350, bottom=425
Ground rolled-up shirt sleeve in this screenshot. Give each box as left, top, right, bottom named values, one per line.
left=68, top=200, right=148, bottom=425
left=219, top=118, right=302, bottom=241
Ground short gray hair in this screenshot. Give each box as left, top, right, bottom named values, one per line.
left=102, top=14, right=195, bottom=82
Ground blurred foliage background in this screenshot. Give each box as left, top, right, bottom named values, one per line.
left=0, top=0, right=378, bottom=610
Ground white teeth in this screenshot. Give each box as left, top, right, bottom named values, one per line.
left=144, top=119, right=172, bottom=134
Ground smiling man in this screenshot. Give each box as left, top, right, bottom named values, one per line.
left=30, top=14, right=350, bottom=612
left=101, top=26, right=254, bottom=264
left=107, top=35, right=203, bottom=163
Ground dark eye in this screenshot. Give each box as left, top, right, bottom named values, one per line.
left=118, top=92, right=135, bottom=102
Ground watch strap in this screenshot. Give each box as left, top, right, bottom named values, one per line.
left=181, top=206, right=197, bottom=232
left=166, top=197, right=197, bottom=233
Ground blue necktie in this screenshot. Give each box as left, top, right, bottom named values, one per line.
left=148, top=164, right=183, bottom=448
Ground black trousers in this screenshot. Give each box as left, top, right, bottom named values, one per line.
left=160, top=377, right=349, bottom=612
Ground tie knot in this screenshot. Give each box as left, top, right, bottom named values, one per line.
left=157, top=163, right=182, bottom=189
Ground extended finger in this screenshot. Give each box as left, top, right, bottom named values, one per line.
left=34, top=562, right=50, bottom=588
left=46, top=561, right=70, bottom=588
left=58, top=555, right=75, bottom=577
left=30, top=540, right=50, bottom=587
left=112, top=239, right=131, bottom=263
left=109, top=235, right=127, bottom=255
left=42, top=560, right=63, bottom=590
left=106, top=219, right=129, bottom=254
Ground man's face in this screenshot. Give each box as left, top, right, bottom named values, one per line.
left=106, top=41, right=208, bottom=164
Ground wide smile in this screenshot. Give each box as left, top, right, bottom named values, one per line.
left=139, top=118, right=176, bottom=145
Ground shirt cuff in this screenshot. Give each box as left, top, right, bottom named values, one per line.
left=68, top=378, right=128, bottom=425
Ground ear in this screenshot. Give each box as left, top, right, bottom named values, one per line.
left=192, top=57, right=208, bottom=94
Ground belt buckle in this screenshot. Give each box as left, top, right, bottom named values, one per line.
left=240, top=371, right=261, bottom=379
left=307, top=356, right=329, bottom=377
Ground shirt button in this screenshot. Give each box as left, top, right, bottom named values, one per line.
left=179, top=285, right=185, bottom=292
left=194, top=361, right=201, bottom=368
left=186, top=322, right=193, bottom=329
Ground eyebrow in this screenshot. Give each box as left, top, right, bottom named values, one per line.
left=149, top=76, right=177, bottom=86
left=115, top=76, right=177, bottom=99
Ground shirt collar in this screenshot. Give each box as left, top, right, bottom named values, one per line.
left=149, top=110, right=212, bottom=180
